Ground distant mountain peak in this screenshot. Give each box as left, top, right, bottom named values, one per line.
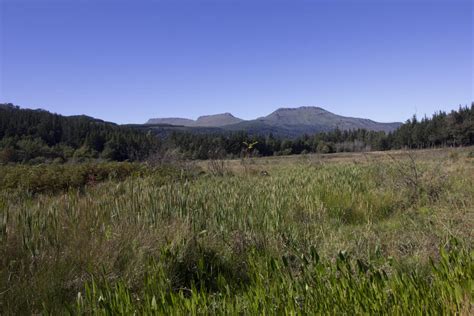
left=196, top=112, right=236, bottom=120
left=195, top=113, right=243, bottom=127
left=146, top=112, right=243, bottom=127
left=146, top=106, right=401, bottom=136
left=145, top=117, right=194, bottom=126
left=275, top=106, right=327, bottom=112
left=264, top=106, right=335, bottom=124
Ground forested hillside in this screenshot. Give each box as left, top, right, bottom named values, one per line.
left=0, top=103, right=472, bottom=163
left=0, top=104, right=158, bottom=163
left=162, top=104, right=473, bottom=159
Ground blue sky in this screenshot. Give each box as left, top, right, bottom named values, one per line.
left=0, top=0, right=472, bottom=124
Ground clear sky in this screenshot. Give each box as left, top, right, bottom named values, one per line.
left=0, top=0, right=472, bottom=124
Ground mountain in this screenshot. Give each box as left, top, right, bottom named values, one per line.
left=145, top=106, right=401, bottom=137
left=146, top=113, right=243, bottom=127
left=232, top=106, right=401, bottom=134
left=145, top=117, right=195, bottom=126
left=195, top=113, right=243, bottom=127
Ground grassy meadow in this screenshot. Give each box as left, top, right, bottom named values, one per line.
left=0, top=148, right=473, bottom=314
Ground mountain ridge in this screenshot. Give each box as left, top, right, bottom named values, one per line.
left=146, top=106, right=401, bottom=136
left=146, top=112, right=243, bottom=127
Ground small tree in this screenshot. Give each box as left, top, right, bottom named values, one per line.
left=316, top=141, right=331, bottom=154
left=242, top=141, right=259, bottom=158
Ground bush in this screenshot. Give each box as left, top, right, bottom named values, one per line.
left=449, top=151, right=459, bottom=161
left=0, top=162, right=146, bottom=194
left=166, top=240, right=248, bottom=293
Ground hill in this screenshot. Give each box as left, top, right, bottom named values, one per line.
left=145, top=118, right=195, bottom=126
left=2, top=103, right=471, bottom=162
left=0, top=103, right=158, bottom=163
left=146, top=113, right=243, bottom=127
left=260, top=107, right=400, bottom=132
left=195, top=113, right=243, bottom=127
left=146, top=106, right=401, bottom=137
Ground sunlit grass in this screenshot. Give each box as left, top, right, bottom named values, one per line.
left=0, top=149, right=473, bottom=314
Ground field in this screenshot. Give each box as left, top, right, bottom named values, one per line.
left=0, top=148, right=473, bottom=314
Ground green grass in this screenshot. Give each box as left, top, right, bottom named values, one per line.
left=0, top=149, right=473, bottom=314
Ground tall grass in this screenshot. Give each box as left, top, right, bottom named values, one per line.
left=0, top=151, right=473, bottom=314
left=75, top=241, right=472, bottom=314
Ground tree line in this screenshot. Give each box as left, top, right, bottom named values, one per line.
left=0, top=103, right=472, bottom=163
left=0, top=104, right=158, bottom=163
left=162, top=104, right=473, bottom=159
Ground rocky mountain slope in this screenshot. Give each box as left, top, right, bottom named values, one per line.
left=146, top=106, right=401, bottom=137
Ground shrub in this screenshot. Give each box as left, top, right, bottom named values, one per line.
left=0, top=162, right=147, bottom=194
